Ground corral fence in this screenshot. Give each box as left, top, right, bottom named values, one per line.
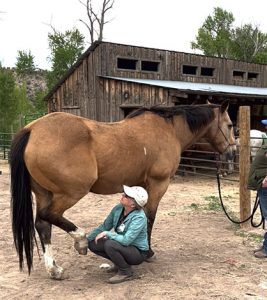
left=177, top=106, right=258, bottom=228
left=0, top=113, right=46, bottom=160
left=0, top=133, right=13, bottom=160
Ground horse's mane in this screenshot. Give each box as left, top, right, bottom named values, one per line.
left=126, top=105, right=218, bottom=133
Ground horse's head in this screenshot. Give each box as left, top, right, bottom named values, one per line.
left=204, top=101, right=236, bottom=155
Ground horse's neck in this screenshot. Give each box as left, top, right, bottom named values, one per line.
left=173, top=117, right=210, bottom=151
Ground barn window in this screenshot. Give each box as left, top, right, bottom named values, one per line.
left=233, top=70, right=245, bottom=79
left=117, top=58, right=138, bottom=70
left=182, top=65, right=198, bottom=75
left=201, top=67, right=214, bottom=76
left=141, top=61, right=160, bottom=72
left=248, top=72, right=258, bottom=80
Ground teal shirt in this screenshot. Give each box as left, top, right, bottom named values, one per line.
left=87, top=204, right=149, bottom=251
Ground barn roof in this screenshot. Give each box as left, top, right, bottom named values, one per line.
left=101, top=76, right=267, bottom=98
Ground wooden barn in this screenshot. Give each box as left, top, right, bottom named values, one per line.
left=45, top=41, right=267, bottom=130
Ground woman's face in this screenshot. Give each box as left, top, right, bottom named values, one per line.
left=120, top=193, right=136, bottom=208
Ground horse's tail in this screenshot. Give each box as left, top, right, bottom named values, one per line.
left=10, top=128, right=34, bottom=274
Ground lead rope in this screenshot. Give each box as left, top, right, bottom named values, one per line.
left=215, top=155, right=264, bottom=228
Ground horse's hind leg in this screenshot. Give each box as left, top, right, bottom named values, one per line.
left=35, top=214, right=64, bottom=279
left=33, top=183, right=88, bottom=279
left=33, top=185, right=65, bottom=279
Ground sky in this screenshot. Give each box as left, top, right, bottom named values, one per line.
left=1, top=0, right=267, bottom=70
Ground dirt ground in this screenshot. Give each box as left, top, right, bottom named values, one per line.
left=1, top=160, right=267, bottom=300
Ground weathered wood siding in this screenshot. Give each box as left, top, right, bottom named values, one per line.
left=47, top=42, right=267, bottom=122
left=98, top=78, right=169, bottom=121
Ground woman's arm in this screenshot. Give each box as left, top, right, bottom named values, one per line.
left=105, top=214, right=147, bottom=246
left=86, top=206, right=118, bottom=241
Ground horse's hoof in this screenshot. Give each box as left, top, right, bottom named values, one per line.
left=78, top=247, right=88, bottom=255
left=48, top=265, right=64, bottom=280
left=74, top=238, right=88, bottom=255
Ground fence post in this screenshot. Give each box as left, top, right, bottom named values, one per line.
left=239, top=106, right=251, bottom=228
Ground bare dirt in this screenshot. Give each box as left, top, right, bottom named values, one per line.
left=1, top=160, right=267, bottom=300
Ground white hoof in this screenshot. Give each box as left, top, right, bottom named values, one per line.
left=48, top=264, right=64, bottom=280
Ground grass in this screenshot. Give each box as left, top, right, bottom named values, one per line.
left=189, top=195, right=223, bottom=211
left=188, top=194, right=264, bottom=244
left=203, top=195, right=222, bottom=211
left=235, top=230, right=263, bottom=243
left=189, top=203, right=200, bottom=210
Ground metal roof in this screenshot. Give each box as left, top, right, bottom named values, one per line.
left=102, top=76, right=267, bottom=97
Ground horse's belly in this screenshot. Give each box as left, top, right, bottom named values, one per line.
left=90, top=174, right=145, bottom=195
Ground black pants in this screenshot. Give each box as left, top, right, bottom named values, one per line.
left=88, top=239, right=146, bottom=273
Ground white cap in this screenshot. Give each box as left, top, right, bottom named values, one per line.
left=123, top=185, right=148, bottom=207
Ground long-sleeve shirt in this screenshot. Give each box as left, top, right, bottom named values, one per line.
left=86, top=204, right=149, bottom=251
left=248, top=145, right=267, bottom=190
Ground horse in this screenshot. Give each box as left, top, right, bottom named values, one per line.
left=10, top=101, right=236, bottom=279
left=236, top=129, right=267, bottom=161
left=249, top=129, right=267, bottom=159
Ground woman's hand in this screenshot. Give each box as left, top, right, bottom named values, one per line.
left=263, top=176, right=267, bottom=188
left=95, top=231, right=107, bottom=244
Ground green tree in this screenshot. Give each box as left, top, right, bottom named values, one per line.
left=33, top=89, right=48, bottom=114
left=0, top=66, right=34, bottom=132
left=46, top=27, right=85, bottom=89
left=191, top=7, right=267, bottom=63
left=231, top=24, right=267, bottom=63
left=191, top=7, right=235, bottom=58
left=15, top=50, right=36, bottom=75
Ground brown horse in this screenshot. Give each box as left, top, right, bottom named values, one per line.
left=10, top=101, right=235, bottom=279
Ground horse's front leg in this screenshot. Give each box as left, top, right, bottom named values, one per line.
left=145, top=177, right=170, bottom=258
left=69, top=227, right=88, bottom=255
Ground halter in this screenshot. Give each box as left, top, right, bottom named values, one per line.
left=215, top=108, right=235, bottom=153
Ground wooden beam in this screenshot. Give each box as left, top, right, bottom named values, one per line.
left=239, top=106, right=251, bottom=228
left=169, top=91, right=188, bottom=99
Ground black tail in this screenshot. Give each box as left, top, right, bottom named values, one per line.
left=10, top=129, right=34, bottom=274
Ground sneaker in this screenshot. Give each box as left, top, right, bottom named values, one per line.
left=106, top=265, right=118, bottom=273
left=107, top=273, right=134, bottom=284
left=254, top=249, right=267, bottom=258
left=253, top=245, right=263, bottom=253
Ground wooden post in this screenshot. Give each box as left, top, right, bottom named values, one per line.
left=239, top=106, right=251, bottom=228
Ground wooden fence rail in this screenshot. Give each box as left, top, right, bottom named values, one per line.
left=0, top=133, right=13, bottom=160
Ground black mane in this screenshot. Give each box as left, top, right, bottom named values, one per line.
left=126, top=105, right=218, bottom=133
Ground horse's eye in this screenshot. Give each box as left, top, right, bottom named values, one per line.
left=228, top=124, right=233, bottom=129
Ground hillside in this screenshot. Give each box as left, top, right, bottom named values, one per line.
left=4, top=67, right=47, bottom=101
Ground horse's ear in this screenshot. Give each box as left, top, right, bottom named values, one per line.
left=206, top=100, right=211, bottom=105
left=220, top=100, right=229, bottom=113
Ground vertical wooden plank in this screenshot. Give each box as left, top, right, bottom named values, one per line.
left=239, top=106, right=251, bottom=228
left=110, top=79, right=116, bottom=121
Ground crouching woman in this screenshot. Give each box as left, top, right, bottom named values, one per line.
left=87, top=185, right=149, bottom=284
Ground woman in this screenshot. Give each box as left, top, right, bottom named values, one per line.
left=87, top=185, right=149, bottom=284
